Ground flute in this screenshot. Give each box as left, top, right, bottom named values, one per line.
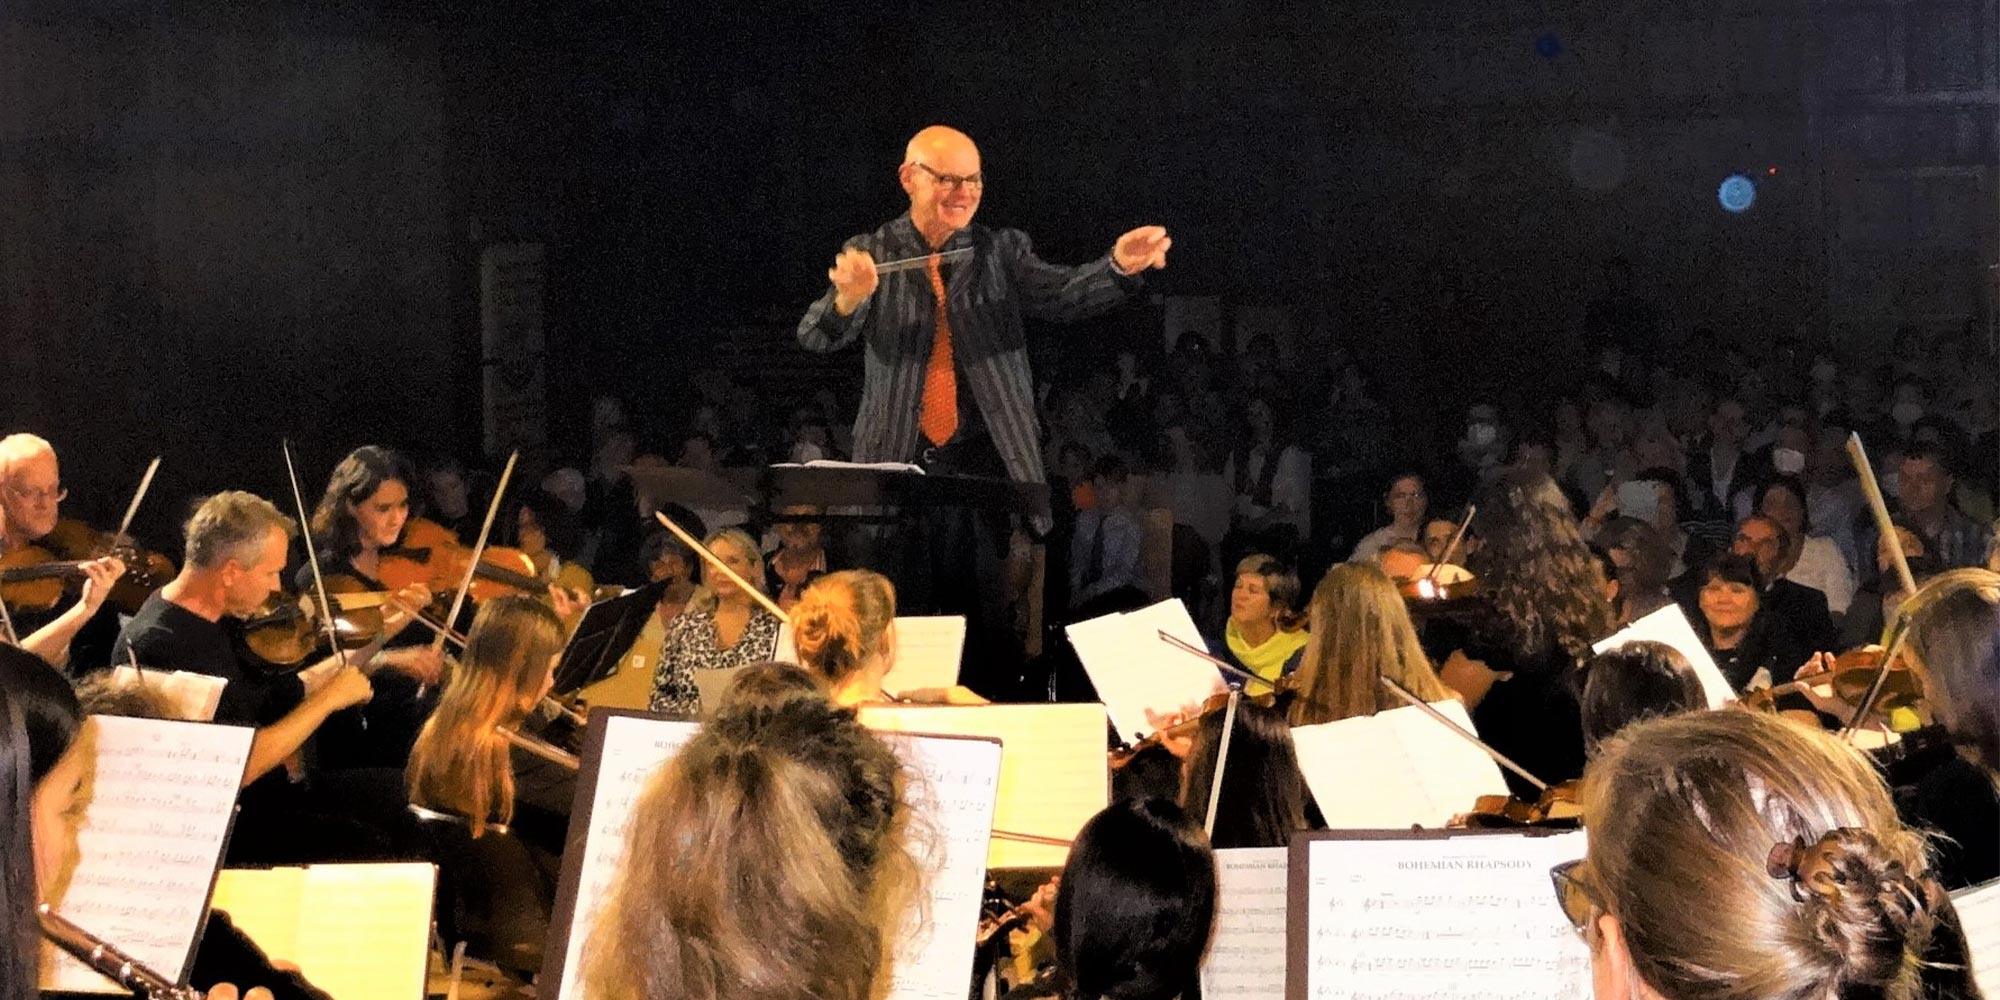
left=39, top=903, right=202, bottom=999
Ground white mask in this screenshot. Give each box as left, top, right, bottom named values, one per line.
left=1892, top=401, right=1924, bottom=426
left=1468, top=423, right=1498, bottom=447
left=1810, top=361, right=1837, bottom=384
left=1772, top=447, right=1806, bottom=475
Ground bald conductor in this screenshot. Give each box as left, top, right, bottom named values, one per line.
left=798, top=126, right=1170, bottom=489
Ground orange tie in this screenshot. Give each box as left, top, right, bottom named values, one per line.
left=919, top=252, right=958, bottom=446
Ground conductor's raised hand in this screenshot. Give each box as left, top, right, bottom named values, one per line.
left=828, top=247, right=879, bottom=316
left=1113, top=225, right=1172, bottom=274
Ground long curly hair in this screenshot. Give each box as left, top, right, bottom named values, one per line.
left=1468, top=475, right=1618, bottom=667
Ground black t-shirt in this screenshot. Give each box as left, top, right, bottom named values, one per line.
left=111, top=593, right=304, bottom=728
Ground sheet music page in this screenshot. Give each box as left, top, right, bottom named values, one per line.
left=1955, top=879, right=2000, bottom=998
left=1295, top=831, right=1591, bottom=1000
left=42, top=715, right=253, bottom=993
left=1066, top=598, right=1225, bottom=743
left=1591, top=604, right=1733, bottom=707
left=109, top=667, right=228, bottom=722
left=295, top=864, right=434, bottom=1000
left=873, top=733, right=1003, bottom=1000
left=211, top=864, right=435, bottom=1000
left=858, top=704, right=1107, bottom=868
left=1202, top=847, right=1288, bottom=999
left=1291, top=701, right=1508, bottom=829
left=208, top=867, right=306, bottom=959
left=555, top=714, right=703, bottom=999
left=882, top=616, right=965, bottom=693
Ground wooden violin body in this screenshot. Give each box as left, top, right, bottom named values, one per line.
left=1460, top=780, right=1582, bottom=829
left=378, top=517, right=543, bottom=604
left=0, top=519, right=174, bottom=614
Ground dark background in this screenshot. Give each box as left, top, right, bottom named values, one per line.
left=4, top=0, right=1995, bottom=544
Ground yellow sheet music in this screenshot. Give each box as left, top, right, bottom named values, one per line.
left=210, top=863, right=435, bottom=1000
left=857, top=703, right=1107, bottom=868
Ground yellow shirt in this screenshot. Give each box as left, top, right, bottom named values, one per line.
left=1225, top=620, right=1310, bottom=684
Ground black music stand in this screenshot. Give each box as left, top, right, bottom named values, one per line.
left=550, top=580, right=667, bottom=695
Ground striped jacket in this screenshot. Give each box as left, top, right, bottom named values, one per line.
left=798, top=214, right=1140, bottom=489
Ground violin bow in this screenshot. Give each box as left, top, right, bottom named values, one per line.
left=282, top=441, right=347, bottom=673
left=653, top=510, right=790, bottom=623
left=1423, top=504, right=1476, bottom=586
left=1156, top=628, right=1273, bottom=693
left=434, top=451, right=518, bottom=658
left=1155, top=628, right=1552, bottom=792
left=1841, top=614, right=1913, bottom=743
left=1847, top=433, right=1919, bottom=601
left=111, top=457, right=161, bottom=546
left=0, top=585, right=17, bottom=646
left=1376, top=674, right=1550, bottom=793
left=1202, top=688, right=1241, bottom=838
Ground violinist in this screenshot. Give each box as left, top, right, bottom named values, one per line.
left=407, top=594, right=572, bottom=859
left=581, top=663, right=919, bottom=1000
left=304, top=446, right=445, bottom=768
left=1563, top=711, right=1970, bottom=1000
left=766, top=502, right=834, bottom=614
left=647, top=528, right=781, bottom=715
left=1837, top=522, right=1942, bottom=651
left=1211, top=555, right=1307, bottom=688
left=1001, top=799, right=1215, bottom=1000
left=1577, top=640, right=1704, bottom=754
left=1835, top=568, right=2000, bottom=889
left=0, top=433, right=126, bottom=669
left=1442, top=474, right=1618, bottom=798
left=1179, top=700, right=1314, bottom=848
left=110, top=492, right=384, bottom=863
left=1287, top=563, right=1455, bottom=727
left=791, top=568, right=986, bottom=707
left=513, top=490, right=594, bottom=607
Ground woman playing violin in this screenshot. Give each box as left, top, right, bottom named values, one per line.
left=304, top=446, right=444, bottom=767
left=1212, top=555, right=1307, bottom=688
left=647, top=528, right=782, bottom=716
left=1287, top=563, right=1455, bottom=727
left=791, top=569, right=985, bottom=708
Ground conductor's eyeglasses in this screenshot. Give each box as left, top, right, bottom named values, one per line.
left=913, top=162, right=984, bottom=192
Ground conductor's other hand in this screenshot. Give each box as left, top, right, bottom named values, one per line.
left=829, top=247, right=878, bottom=316
left=1113, top=225, right=1172, bottom=274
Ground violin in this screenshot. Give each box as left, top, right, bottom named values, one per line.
left=1399, top=567, right=1480, bottom=603
left=1108, top=684, right=1290, bottom=770
left=1460, top=780, right=1583, bottom=829
left=377, top=517, right=545, bottom=605
left=1741, top=646, right=1926, bottom=719
left=238, top=584, right=439, bottom=669
left=0, top=519, right=174, bottom=615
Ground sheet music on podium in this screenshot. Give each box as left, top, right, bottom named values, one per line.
left=1955, top=878, right=2000, bottom=998
left=1287, top=829, right=1590, bottom=1000
left=41, top=715, right=253, bottom=994
left=542, top=709, right=1005, bottom=1000
left=1065, top=598, right=1226, bottom=743
left=1289, top=700, right=1509, bottom=829
left=1202, top=847, right=1289, bottom=999
left=773, top=615, right=967, bottom=693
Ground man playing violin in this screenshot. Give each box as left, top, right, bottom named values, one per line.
left=112, top=491, right=432, bottom=862
left=0, top=433, right=125, bottom=669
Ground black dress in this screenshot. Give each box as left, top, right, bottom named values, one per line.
left=1435, top=600, right=1589, bottom=801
